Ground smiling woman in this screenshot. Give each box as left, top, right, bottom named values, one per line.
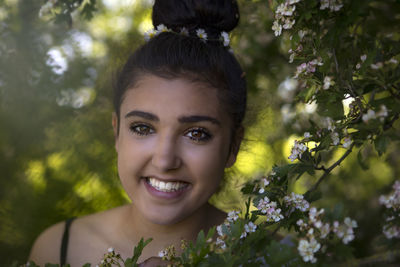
left=28, top=0, right=246, bottom=266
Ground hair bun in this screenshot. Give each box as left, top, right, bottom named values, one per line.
left=152, top=0, right=239, bottom=35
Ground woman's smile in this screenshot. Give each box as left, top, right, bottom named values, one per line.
left=143, top=176, right=191, bottom=199
left=113, top=74, right=237, bottom=225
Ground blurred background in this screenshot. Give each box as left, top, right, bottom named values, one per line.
left=0, top=0, right=398, bottom=265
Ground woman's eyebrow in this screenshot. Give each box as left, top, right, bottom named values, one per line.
left=125, top=110, right=159, bottom=121
left=124, top=111, right=220, bottom=125
left=178, top=115, right=221, bottom=126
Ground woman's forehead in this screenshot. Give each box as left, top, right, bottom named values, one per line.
left=121, top=75, right=226, bottom=119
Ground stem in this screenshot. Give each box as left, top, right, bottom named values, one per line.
left=245, top=197, right=252, bottom=220
left=307, top=143, right=355, bottom=194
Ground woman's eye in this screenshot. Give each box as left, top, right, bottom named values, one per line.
left=185, top=128, right=212, bottom=142
left=130, top=124, right=154, bottom=136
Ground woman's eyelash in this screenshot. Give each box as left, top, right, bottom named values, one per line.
left=129, top=123, right=154, bottom=136
left=185, top=128, right=212, bottom=142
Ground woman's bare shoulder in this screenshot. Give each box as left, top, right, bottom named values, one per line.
left=29, top=205, right=130, bottom=266
left=28, top=221, right=65, bottom=265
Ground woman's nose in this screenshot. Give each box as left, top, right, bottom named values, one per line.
left=151, top=135, right=181, bottom=171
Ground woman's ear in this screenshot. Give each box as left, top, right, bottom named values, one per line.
left=112, top=112, right=119, bottom=152
left=226, top=126, right=244, bottom=168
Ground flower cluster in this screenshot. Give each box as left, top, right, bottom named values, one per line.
left=227, top=210, right=240, bottom=222
left=38, top=0, right=57, bottom=18
left=240, top=221, right=257, bottom=239
left=296, top=207, right=357, bottom=263
left=320, top=0, right=343, bottom=12
left=294, top=57, right=323, bottom=78
left=298, top=236, right=321, bottom=263
left=362, top=105, right=389, bottom=123
left=158, top=245, right=176, bottom=261
left=284, top=192, right=310, bottom=212
left=288, top=140, right=307, bottom=162
left=323, top=76, right=335, bottom=90
left=257, top=177, right=270, bottom=194
left=334, top=217, right=358, bottom=244
left=379, top=180, right=400, bottom=239
left=96, top=247, right=125, bottom=267
left=272, top=0, right=301, bottom=36
left=256, top=196, right=284, bottom=222
left=144, top=24, right=230, bottom=47
left=215, top=211, right=241, bottom=250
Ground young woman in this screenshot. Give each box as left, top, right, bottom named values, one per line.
left=29, top=0, right=247, bottom=266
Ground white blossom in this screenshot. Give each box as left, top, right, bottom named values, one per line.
left=298, top=238, right=320, bottom=263
left=144, top=29, right=157, bottom=41
left=362, top=109, right=376, bottom=122
left=344, top=217, right=358, bottom=228
left=216, top=225, right=224, bottom=237
left=288, top=140, right=308, bottom=161
left=257, top=197, right=284, bottom=222
left=241, top=221, right=257, bottom=238
left=304, top=132, right=311, bottom=138
left=196, top=28, right=208, bottom=42
left=156, top=24, right=169, bottom=33
left=227, top=211, right=240, bottom=222
left=39, top=0, right=57, bottom=18
left=245, top=221, right=257, bottom=233
left=298, top=29, right=307, bottom=40
left=284, top=192, right=310, bottom=212
left=370, top=62, right=383, bottom=69
left=383, top=225, right=400, bottom=239
left=320, top=223, right=330, bottom=238
left=360, top=54, right=367, bottom=62
left=297, top=219, right=308, bottom=230
left=388, top=58, right=399, bottom=65
left=320, top=0, right=343, bottom=12
left=272, top=21, right=282, bottom=36
left=323, top=76, right=335, bottom=90
left=180, top=27, right=189, bottom=36
left=107, top=247, right=114, bottom=253
left=331, top=132, right=340, bottom=146
left=342, top=137, right=352, bottom=148
left=320, top=0, right=329, bottom=10
left=216, top=237, right=226, bottom=249
left=294, top=62, right=307, bottom=78
left=283, top=18, right=295, bottom=29
left=377, top=105, right=388, bottom=120
left=220, top=31, right=230, bottom=47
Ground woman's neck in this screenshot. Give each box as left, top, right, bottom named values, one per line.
left=117, top=203, right=226, bottom=259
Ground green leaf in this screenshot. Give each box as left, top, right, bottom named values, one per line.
left=125, top=238, right=152, bottom=267
left=374, top=134, right=390, bottom=156
left=304, top=190, right=322, bottom=203
left=195, top=230, right=206, bottom=249
left=357, top=148, right=369, bottom=170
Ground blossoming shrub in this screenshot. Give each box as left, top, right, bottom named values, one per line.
left=24, top=0, right=400, bottom=265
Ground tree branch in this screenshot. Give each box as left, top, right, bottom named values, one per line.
left=306, top=143, right=355, bottom=194
left=341, top=249, right=400, bottom=266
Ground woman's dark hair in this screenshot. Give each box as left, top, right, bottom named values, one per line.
left=114, top=0, right=247, bottom=135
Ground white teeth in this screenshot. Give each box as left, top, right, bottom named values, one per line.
left=147, top=177, right=188, bottom=192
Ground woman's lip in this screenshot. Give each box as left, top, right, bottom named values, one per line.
left=143, top=178, right=191, bottom=200
left=142, top=176, right=190, bottom=183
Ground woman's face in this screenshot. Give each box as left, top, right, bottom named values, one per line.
left=114, top=74, right=238, bottom=225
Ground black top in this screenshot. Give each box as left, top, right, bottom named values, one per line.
left=60, top=217, right=76, bottom=267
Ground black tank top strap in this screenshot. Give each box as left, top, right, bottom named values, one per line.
left=60, top=217, right=76, bottom=267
